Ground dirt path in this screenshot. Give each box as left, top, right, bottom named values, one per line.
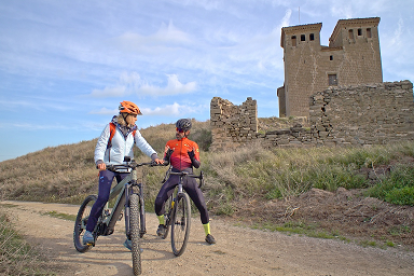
left=2, top=200, right=414, bottom=276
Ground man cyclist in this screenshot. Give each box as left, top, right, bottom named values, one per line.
left=154, top=118, right=216, bottom=245
left=83, top=100, right=164, bottom=249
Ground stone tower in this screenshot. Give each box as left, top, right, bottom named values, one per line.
left=278, top=17, right=383, bottom=117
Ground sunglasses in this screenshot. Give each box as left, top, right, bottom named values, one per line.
left=176, top=128, right=185, bottom=133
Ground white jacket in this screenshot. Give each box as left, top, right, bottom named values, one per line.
left=94, top=120, right=157, bottom=165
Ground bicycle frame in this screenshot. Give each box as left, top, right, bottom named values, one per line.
left=164, top=170, right=204, bottom=231
left=169, top=170, right=203, bottom=196
left=95, top=168, right=145, bottom=238
left=74, top=161, right=166, bottom=276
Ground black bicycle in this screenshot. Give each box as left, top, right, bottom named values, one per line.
left=161, top=168, right=204, bottom=256
left=73, top=160, right=165, bottom=276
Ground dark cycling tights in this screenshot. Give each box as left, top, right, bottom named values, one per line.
left=154, top=168, right=209, bottom=224
left=86, top=170, right=129, bottom=232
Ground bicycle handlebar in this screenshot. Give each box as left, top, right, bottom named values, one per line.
left=169, top=170, right=204, bottom=188
left=107, top=161, right=168, bottom=171
left=106, top=162, right=205, bottom=188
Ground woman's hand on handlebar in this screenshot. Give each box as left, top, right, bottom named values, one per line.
left=97, top=163, right=107, bottom=171
left=154, top=158, right=165, bottom=165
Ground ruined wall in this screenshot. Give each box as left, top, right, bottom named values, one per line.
left=210, top=97, right=258, bottom=152
left=309, top=80, right=414, bottom=146
left=210, top=81, right=414, bottom=152
left=210, top=97, right=316, bottom=152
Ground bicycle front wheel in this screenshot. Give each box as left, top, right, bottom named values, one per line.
left=170, top=193, right=191, bottom=256
left=129, top=194, right=142, bottom=275
left=73, top=194, right=97, bottom=253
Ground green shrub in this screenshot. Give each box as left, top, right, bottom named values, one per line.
left=310, top=165, right=369, bottom=191
left=366, top=165, right=414, bottom=206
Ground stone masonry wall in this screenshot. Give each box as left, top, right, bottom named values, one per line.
left=210, top=81, right=414, bottom=152
left=210, top=97, right=258, bottom=152
left=309, top=80, right=414, bottom=147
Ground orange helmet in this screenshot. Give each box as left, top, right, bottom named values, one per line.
left=119, top=101, right=142, bottom=115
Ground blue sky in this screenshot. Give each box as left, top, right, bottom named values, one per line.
left=1, top=0, right=413, bottom=161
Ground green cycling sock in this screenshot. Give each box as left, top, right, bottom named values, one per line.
left=203, top=222, right=211, bottom=236
left=158, top=215, right=165, bottom=225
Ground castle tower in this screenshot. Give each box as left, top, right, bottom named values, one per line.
left=278, top=17, right=383, bottom=117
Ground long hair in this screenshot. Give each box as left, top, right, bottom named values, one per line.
left=117, top=114, right=127, bottom=126
left=117, top=113, right=136, bottom=127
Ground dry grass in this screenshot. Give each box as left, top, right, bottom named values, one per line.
left=0, top=140, right=97, bottom=203
left=0, top=120, right=211, bottom=205
left=1, top=119, right=414, bottom=248
left=0, top=207, right=54, bottom=276
left=1, top=119, right=413, bottom=209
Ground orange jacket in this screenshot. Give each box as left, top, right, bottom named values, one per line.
left=164, top=137, right=200, bottom=170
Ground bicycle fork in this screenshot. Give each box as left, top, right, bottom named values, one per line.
left=125, top=183, right=147, bottom=238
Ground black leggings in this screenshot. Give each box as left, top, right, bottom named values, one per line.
left=154, top=168, right=209, bottom=224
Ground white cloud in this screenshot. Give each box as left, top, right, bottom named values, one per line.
left=113, top=21, right=192, bottom=54
left=89, top=73, right=197, bottom=98
left=90, top=86, right=127, bottom=98
left=141, top=102, right=198, bottom=116
left=141, top=102, right=181, bottom=116
left=120, top=71, right=141, bottom=85
left=138, top=74, right=197, bottom=96
left=383, top=17, right=404, bottom=53
left=90, top=101, right=204, bottom=118
left=280, top=9, right=292, bottom=28
left=90, top=107, right=118, bottom=115
left=328, top=0, right=390, bottom=19
left=5, top=123, right=71, bottom=130
left=0, top=99, right=73, bottom=112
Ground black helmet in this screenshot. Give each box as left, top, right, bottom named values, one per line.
left=176, top=118, right=192, bottom=131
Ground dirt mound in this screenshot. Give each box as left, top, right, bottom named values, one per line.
left=234, top=188, right=414, bottom=247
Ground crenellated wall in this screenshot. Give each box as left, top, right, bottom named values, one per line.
left=210, top=81, right=414, bottom=152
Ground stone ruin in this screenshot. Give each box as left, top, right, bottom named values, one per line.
left=210, top=80, right=414, bottom=152
left=210, top=97, right=258, bottom=151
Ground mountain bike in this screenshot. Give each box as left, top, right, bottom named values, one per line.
left=161, top=169, right=204, bottom=256
left=73, top=160, right=165, bottom=276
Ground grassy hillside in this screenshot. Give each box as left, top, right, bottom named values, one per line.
left=1, top=118, right=414, bottom=247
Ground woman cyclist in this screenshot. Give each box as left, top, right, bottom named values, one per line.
left=154, top=119, right=216, bottom=245
left=83, top=100, right=164, bottom=249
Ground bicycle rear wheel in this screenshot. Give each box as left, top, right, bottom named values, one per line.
left=73, top=194, right=97, bottom=252
left=129, top=194, right=142, bottom=275
left=170, top=193, right=191, bottom=256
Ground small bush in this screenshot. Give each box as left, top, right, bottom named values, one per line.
left=365, top=165, right=414, bottom=206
